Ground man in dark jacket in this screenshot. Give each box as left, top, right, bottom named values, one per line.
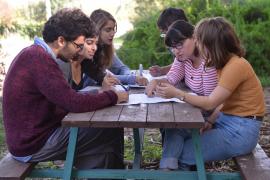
left=3, top=8, right=127, bottom=169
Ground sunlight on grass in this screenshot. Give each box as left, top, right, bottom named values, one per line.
left=124, top=129, right=162, bottom=164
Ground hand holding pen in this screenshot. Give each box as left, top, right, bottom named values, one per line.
left=102, top=72, right=129, bottom=102
left=102, top=73, right=119, bottom=91
left=145, top=80, right=159, bottom=97
left=118, top=81, right=129, bottom=92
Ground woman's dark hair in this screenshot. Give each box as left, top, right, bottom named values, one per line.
left=165, top=20, right=193, bottom=46
left=89, top=21, right=99, bottom=38
left=90, top=9, right=116, bottom=69
left=157, top=7, right=188, bottom=31
left=165, top=20, right=199, bottom=57
left=42, top=8, right=93, bottom=43
left=194, top=17, right=245, bottom=69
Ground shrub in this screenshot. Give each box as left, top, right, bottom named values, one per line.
left=117, top=12, right=172, bottom=69
left=117, top=0, right=270, bottom=77
left=17, top=22, right=44, bottom=39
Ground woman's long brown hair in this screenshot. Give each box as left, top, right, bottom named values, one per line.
left=90, top=9, right=117, bottom=70
left=194, top=17, right=245, bottom=69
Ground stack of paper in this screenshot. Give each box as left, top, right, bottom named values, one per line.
left=117, top=93, right=184, bottom=105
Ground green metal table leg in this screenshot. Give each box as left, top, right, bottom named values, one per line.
left=192, top=129, right=207, bottom=180
left=133, top=128, right=143, bottom=169
left=63, top=127, right=78, bottom=180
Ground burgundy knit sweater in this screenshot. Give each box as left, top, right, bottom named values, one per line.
left=2, top=45, right=118, bottom=156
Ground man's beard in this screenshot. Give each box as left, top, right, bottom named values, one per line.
left=71, top=53, right=80, bottom=61
left=57, top=54, right=70, bottom=62
left=57, top=44, right=79, bottom=62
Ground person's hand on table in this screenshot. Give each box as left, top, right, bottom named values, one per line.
left=135, top=76, right=148, bottom=86
left=156, top=82, right=179, bottom=98
left=149, top=65, right=162, bottom=77
left=145, top=79, right=158, bottom=97
left=115, top=91, right=129, bottom=103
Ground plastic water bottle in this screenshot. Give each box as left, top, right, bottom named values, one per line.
left=139, top=64, right=143, bottom=76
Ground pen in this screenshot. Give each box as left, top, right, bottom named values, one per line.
left=119, top=82, right=129, bottom=92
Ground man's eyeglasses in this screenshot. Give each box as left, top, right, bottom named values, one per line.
left=71, top=41, right=84, bottom=51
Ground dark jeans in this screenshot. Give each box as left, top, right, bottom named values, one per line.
left=30, top=127, right=124, bottom=170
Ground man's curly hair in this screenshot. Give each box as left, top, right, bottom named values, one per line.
left=42, top=8, right=94, bottom=43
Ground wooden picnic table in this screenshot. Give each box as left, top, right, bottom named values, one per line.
left=25, top=70, right=242, bottom=179
left=55, top=88, right=206, bottom=180
left=27, top=86, right=240, bottom=180
left=0, top=70, right=262, bottom=180
left=11, top=87, right=242, bottom=180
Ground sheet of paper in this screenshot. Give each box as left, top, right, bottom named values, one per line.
left=128, top=84, right=146, bottom=89
left=79, top=85, right=128, bottom=92
left=114, top=85, right=129, bottom=91
left=79, top=86, right=100, bottom=92
left=117, top=93, right=184, bottom=105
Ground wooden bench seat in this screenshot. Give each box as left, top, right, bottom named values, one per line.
left=234, top=144, right=270, bottom=180
left=0, top=153, right=36, bottom=180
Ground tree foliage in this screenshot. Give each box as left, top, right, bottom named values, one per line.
left=0, top=0, right=73, bottom=39
left=0, top=0, right=17, bottom=38
left=117, top=0, right=270, bottom=76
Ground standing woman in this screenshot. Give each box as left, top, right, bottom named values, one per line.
left=81, top=9, right=148, bottom=86
left=156, top=17, right=265, bottom=168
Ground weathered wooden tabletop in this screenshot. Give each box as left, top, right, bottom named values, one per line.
left=62, top=88, right=204, bottom=129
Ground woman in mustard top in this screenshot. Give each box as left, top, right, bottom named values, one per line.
left=156, top=17, right=265, bottom=169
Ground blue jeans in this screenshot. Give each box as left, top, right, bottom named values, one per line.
left=160, top=113, right=261, bottom=169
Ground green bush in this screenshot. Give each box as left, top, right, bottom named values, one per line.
left=117, top=0, right=270, bottom=77
left=117, top=13, right=172, bottom=69
left=17, top=22, right=44, bottom=39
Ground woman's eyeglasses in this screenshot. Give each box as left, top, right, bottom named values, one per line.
left=71, top=41, right=84, bottom=51
left=171, top=42, right=184, bottom=50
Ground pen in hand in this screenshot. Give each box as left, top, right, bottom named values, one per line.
left=118, top=82, right=129, bottom=92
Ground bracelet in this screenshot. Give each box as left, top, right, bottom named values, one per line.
left=183, top=92, right=186, bottom=101
left=206, top=119, right=214, bottom=125
left=179, top=92, right=186, bottom=101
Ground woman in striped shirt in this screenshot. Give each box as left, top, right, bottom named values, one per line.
left=146, top=20, right=219, bottom=170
